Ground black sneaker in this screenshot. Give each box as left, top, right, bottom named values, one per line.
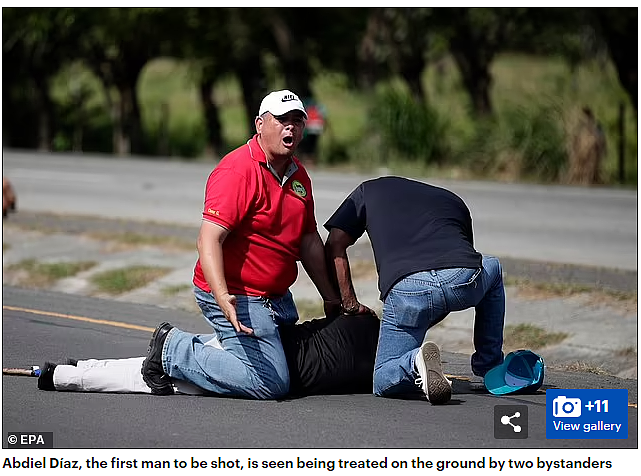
left=141, top=322, right=174, bottom=395
left=37, top=362, right=57, bottom=391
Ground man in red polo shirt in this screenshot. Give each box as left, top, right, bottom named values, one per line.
left=141, top=90, right=343, bottom=398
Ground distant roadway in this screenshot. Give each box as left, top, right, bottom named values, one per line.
left=2, top=150, right=636, bottom=271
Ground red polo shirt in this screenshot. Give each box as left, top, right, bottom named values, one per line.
left=193, top=135, right=317, bottom=297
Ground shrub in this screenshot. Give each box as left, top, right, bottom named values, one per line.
left=368, top=85, right=447, bottom=165
left=143, top=118, right=207, bottom=159
left=462, top=100, right=567, bottom=182
left=504, top=102, right=567, bottom=181
left=318, top=136, right=350, bottom=165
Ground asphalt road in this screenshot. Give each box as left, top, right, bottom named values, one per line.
left=2, top=286, right=637, bottom=449
left=2, top=150, right=637, bottom=271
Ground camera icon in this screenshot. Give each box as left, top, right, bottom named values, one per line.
left=553, top=396, right=582, bottom=418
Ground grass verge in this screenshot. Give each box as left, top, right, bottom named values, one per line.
left=87, top=231, right=194, bottom=251
left=503, top=323, right=568, bottom=351
left=505, top=277, right=594, bottom=297
left=615, top=347, right=637, bottom=359
left=505, top=277, right=637, bottom=312
left=161, top=284, right=192, bottom=296
left=89, top=265, right=172, bottom=295
left=3, top=214, right=196, bottom=251
left=5, top=259, right=97, bottom=287
left=560, top=361, right=608, bottom=375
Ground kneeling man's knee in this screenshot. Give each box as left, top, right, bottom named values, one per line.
left=254, top=374, right=290, bottom=400
left=373, top=369, right=388, bottom=397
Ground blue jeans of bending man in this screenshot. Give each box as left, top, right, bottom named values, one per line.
left=161, top=287, right=299, bottom=399
left=374, top=255, right=505, bottom=397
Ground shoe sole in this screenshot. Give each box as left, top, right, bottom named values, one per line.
left=420, top=342, right=452, bottom=405
left=141, top=323, right=174, bottom=395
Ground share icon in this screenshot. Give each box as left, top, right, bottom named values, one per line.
left=494, top=405, right=528, bottom=439
left=501, top=412, right=522, bottom=432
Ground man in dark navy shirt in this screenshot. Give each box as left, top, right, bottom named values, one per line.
left=324, top=176, right=506, bottom=405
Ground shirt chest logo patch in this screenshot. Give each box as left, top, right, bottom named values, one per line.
left=291, top=180, right=307, bottom=198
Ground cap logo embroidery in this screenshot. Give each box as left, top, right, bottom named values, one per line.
left=292, top=180, right=307, bottom=197
left=281, top=94, right=296, bottom=102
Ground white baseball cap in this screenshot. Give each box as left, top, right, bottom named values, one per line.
left=258, top=89, right=307, bottom=119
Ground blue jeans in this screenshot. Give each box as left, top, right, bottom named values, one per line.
left=162, top=287, right=299, bottom=399
left=374, top=255, right=505, bottom=396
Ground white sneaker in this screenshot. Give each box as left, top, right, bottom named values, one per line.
left=414, top=341, right=452, bottom=405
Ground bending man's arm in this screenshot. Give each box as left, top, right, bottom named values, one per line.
left=197, top=220, right=253, bottom=335
left=299, top=231, right=342, bottom=318
left=325, top=228, right=376, bottom=316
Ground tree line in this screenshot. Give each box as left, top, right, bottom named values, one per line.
left=2, top=7, right=637, bottom=159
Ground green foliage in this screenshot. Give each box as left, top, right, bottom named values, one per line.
left=37, top=45, right=637, bottom=185
left=143, top=119, right=207, bottom=159
left=89, top=265, right=171, bottom=295
left=6, top=259, right=97, bottom=287
left=508, top=103, right=567, bottom=181
left=368, top=84, right=446, bottom=164
left=464, top=100, right=567, bottom=181
left=504, top=323, right=568, bottom=350
left=161, top=284, right=192, bottom=296
left=3, top=7, right=637, bottom=186
left=86, top=231, right=194, bottom=250
left=318, top=137, right=351, bottom=166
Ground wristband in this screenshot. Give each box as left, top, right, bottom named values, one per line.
left=342, top=305, right=360, bottom=314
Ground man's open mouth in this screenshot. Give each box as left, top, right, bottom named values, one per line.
left=283, top=136, right=294, bottom=146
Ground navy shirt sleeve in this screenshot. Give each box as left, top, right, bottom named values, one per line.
left=323, top=184, right=367, bottom=241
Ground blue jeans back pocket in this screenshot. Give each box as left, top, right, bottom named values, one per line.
left=449, top=267, right=483, bottom=310
left=387, top=288, right=432, bottom=329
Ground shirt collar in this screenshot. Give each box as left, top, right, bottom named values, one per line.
left=247, top=135, right=266, bottom=164
left=247, top=134, right=299, bottom=186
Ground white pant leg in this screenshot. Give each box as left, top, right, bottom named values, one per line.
left=76, top=357, right=146, bottom=369
left=53, top=358, right=151, bottom=393
left=53, top=334, right=223, bottom=395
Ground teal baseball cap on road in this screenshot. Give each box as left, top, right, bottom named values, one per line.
left=484, top=350, right=545, bottom=395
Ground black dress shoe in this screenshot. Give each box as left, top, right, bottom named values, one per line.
left=37, top=362, right=57, bottom=391
left=141, top=322, right=174, bottom=395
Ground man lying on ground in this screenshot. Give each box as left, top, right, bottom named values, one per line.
left=36, top=313, right=380, bottom=397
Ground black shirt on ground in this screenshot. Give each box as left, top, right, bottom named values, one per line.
left=279, top=313, right=380, bottom=396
